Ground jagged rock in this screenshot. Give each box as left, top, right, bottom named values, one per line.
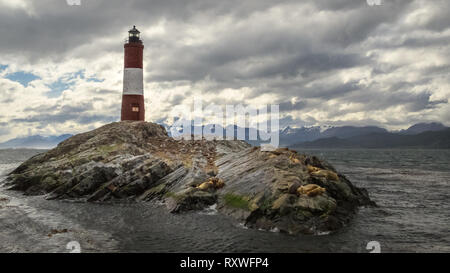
left=5, top=121, right=375, bottom=235
left=166, top=187, right=217, bottom=213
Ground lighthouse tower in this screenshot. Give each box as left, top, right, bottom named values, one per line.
left=121, top=26, right=145, bottom=121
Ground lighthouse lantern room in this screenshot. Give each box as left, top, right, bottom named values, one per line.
left=121, top=26, right=145, bottom=121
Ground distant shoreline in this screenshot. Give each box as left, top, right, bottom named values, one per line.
left=291, top=147, right=450, bottom=150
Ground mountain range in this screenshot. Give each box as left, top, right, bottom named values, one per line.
left=291, top=129, right=450, bottom=149
left=0, top=122, right=448, bottom=149
left=163, top=121, right=450, bottom=149
left=0, top=134, right=73, bottom=149
left=396, top=122, right=448, bottom=135
left=290, top=123, right=450, bottom=149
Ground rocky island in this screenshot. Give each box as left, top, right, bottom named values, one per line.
left=4, top=122, right=375, bottom=235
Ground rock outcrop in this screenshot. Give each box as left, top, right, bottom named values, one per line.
left=4, top=121, right=375, bottom=235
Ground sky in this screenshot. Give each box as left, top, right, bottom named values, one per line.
left=0, top=0, right=449, bottom=141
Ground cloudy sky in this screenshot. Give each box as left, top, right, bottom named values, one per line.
left=0, top=0, right=449, bottom=141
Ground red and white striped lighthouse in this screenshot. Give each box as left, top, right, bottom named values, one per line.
left=121, top=26, right=145, bottom=121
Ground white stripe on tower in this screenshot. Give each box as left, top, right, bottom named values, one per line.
left=123, top=68, right=143, bottom=95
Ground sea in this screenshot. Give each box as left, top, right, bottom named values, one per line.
left=0, top=148, right=449, bottom=253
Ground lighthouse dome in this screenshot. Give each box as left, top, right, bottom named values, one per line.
left=128, top=25, right=141, bottom=43
left=129, top=25, right=140, bottom=34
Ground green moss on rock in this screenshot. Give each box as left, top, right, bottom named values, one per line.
left=223, top=193, right=250, bottom=210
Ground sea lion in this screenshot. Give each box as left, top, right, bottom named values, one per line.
left=306, top=187, right=326, bottom=197
left=197, top=181, right=214, bottom=190
left=311, top=170, right=339, bottom=181
left=197, top=177, right=225, bottom=191
left=296, top=184, right=326, bottom=197
left=307, top=165, right=321, bottom=173
left=297, top=184, right=319, bottom=195
left=289, top=154, right=301, bottom=164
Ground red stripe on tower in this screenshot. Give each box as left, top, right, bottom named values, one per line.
left=121, top=26, right=145, bottom=121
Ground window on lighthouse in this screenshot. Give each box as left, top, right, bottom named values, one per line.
left=132, top=106, right=140, bottom=112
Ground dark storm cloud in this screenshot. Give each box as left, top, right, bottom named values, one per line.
left=421, top=0, right=450, bottom=32
left=0, top=0, right=411, bottom=62
left=11, top=101, right=114, bottom=126
left=266, top=79, right=362, bottom=100
left=423, top=65, right=450, bottom=76
left=241, top=53, right=364, bottom=80
left=149, top=50, right=364, bottom=83
left=23, top=102, right=94, bottom=114
left=0, top=0, right=300, bottom=60
left=12, top=112, right=117, bottom=126
left=278, top=101, right=307, bottom=113
left=344, top=90, right=447, bottom=112
left=0, top=122, right=9, bottom=135
left=166, top=94, right=185, bottom=105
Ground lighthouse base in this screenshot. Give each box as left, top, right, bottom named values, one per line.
left=121, top=95, right=145, bottom=121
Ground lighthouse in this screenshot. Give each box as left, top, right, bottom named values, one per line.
left=121, top=26, right=145, bottom=121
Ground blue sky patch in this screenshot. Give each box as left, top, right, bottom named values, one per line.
left=77, top=69, right=104, bottom=83
left=46, top=78, right=76, bottom=98
left=87, top=77, right=104, bottom=83
left=5, top=71, right=41, bottom=87
left=72, top=70, right=85, bottom=80
left=45, top=70, right=104, bottom=98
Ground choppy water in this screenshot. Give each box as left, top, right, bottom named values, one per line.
left=0, top=148, right=449, bottom=253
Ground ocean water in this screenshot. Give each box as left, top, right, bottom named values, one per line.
left=0, top=148, right=449, bottom=253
